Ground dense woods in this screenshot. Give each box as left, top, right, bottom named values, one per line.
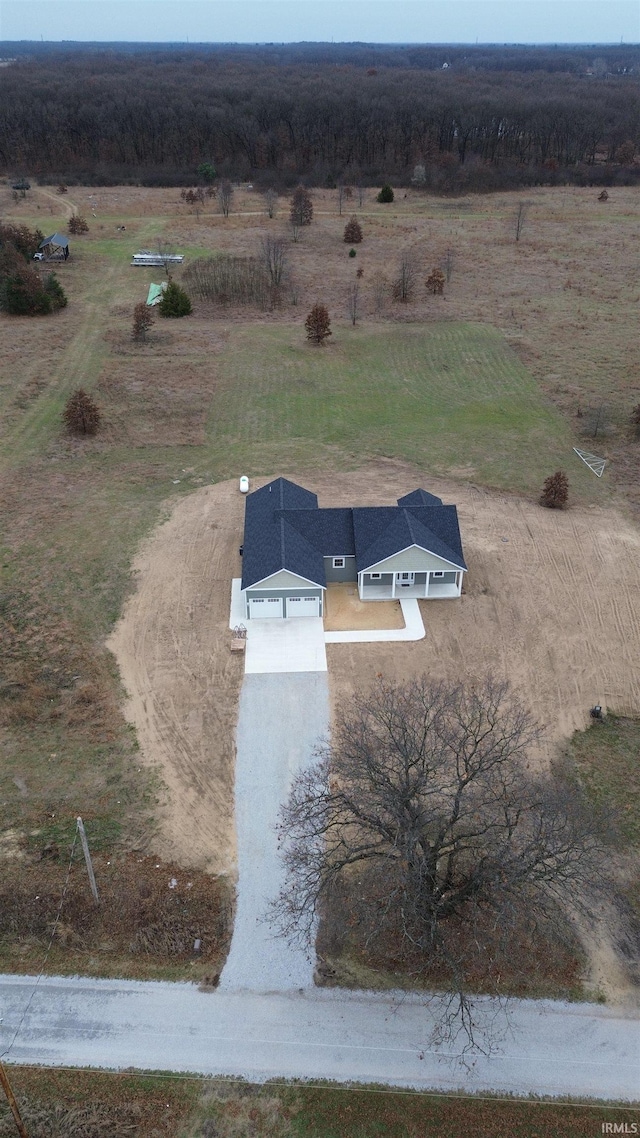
left=1, top=43, right=639, bottom=189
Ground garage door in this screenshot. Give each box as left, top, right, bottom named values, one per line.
left=287, top=596, right=320, bottom=618
left=248, top=597, right=283, bottom=619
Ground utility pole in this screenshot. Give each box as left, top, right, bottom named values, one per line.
left=0, top=1061, right=28, bottom=1138
left=76, top=817, right=99, bottom=905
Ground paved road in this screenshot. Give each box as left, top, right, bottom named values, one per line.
left=220, top=672, right=330, bottom=990
left=0, top=977, right=638, bottom=1100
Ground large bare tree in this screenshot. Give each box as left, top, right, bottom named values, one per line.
left=273, top=677, right=605, bottom=1049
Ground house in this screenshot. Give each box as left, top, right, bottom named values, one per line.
left=38, top=233, right=69, bottom=260
left=240, top=478, right=466, bottom=619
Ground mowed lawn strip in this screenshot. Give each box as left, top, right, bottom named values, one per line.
left=211, top=322, right=597, bottom=496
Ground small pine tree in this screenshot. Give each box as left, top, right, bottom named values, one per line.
left=425, top=268, right=445, bottom=295
left=133, top=302, right=154, bottom=341
left=158, top=281, right=192, bottom=318
left=63, top=388, right=101, bottom=435
left=68, top=215, right=89, bottom=235
left=540, top=471, right=569, bottom=509
left=43, top=273, right=68, bottom=310
left=377, top=184, right=394, bottom=203
left=305, top=304, right=332, bottom=345
left=343, top=215, right=363, bottom=244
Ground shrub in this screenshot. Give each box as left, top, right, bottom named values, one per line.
left=43, top=273, right=68, bottom=310
left=63, top=388, right=101, bottom=435
left=0, top=223, right=44, bottom=261
left=377, top=184, right=394, bottom=203
left=184, top=255, right=271, bottom=308
left=68, top=214, right=89, bottom=234
left=348, top=248, right=356, bottom=258
left=132, top=302, right=154, bottom=341
left=158, top=280, right=192, bottom=317
left=0, top=267, right=67, bottom=315
left=426, top=268, right=445, bottom=294
left=343, top=215, right=363, bottom=243
left=540, top=470, right=569, bottom=509
left=631, top=403, right=640, bottom=437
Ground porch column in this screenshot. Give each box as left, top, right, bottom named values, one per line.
left=391, top=574, right=396, bottom=598
left=425, top=571, right=431, bottom=598
left=358, top=571, right=363, bottom=599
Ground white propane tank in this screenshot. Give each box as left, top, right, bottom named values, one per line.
left=239, top=475, right=249, bottom=493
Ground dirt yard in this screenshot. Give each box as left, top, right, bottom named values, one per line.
left=108, top=463, right=640, bottom=886
left=324, top=583, right=405, bottom=631
left=107, top=485, right=246, bottom=878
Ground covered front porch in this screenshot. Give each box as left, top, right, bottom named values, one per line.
left=359, top=570, right=462, bottom=601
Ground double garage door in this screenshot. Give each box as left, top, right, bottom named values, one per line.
left=248, top=595, right=320, bottom=619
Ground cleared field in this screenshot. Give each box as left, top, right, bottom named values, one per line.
left=211, top=322, right=600, bottom=496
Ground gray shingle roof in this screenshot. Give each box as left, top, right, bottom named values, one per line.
left=39, top=233, right=69, bottom=249
left=353, top=505, right=466, bottom=572
left=241, top=479, right=466, bottom=589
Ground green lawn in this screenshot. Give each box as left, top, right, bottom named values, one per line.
left=567, top=715, right=640, bottom=847
left=210, top=323, right=601, bottom=497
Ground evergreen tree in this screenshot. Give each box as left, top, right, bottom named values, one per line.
left=377, top=184, right=394, bottom=203
left=540, top=470, right=569, bottom=509
left=63, top=388, right=101, bottom=435
left=158, top=280, right=192, bottom=317
left=343, top=215, right=363, bottom=243
left=305, top=304, right=331, bottom=345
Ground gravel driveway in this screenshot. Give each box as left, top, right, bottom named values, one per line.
left=220, top=672, right=330, bottom=991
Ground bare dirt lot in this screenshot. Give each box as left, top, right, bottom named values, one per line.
left=324, top=583, right=404, bottom=631
left=107, top=486, right=245, bottom=877
left=108, top=463, right=640, bottom=887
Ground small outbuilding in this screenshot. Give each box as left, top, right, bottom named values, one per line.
left=38, top=233, right=69, bottom=260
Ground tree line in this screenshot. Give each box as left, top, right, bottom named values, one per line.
left=1, top=47, right=639, bottom=190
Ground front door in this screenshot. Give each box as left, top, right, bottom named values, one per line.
left=396, top=572, right=415, bottom=587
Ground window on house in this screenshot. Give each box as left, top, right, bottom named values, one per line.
left=432, top=571, right=444, bottom=578
left=332, top=557, right=345, bottom=569
left=369, top=573, right=382, bottom=580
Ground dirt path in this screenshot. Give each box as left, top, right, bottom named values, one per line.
left=107, top=481, right=245, bottom=877
left=36, top=185, right=79, bottom=219
left=107, top=465, right=640, bottom=886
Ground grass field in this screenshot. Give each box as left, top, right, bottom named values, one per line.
left=211, top=322, right=601, bottom=495
left=2, top=1067, right=638, bottom=1138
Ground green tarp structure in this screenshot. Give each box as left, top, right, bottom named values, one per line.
left=146, top=282, right=167, bottom=306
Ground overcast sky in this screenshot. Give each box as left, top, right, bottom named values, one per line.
left=2, top=1, right=638, bottom=45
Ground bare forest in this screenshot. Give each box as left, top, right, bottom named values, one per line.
left=1, top=44, right=639, bottom=189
